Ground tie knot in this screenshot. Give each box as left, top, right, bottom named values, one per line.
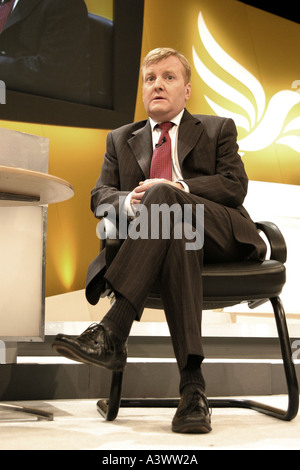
left=158, top=122, right=173, bottom=132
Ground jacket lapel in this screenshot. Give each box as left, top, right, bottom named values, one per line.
left=3, top=0, right=40, bottom=31
left=177, top=110, right=204, bottom=167
left=127, top=110, right=204, bottom=179
left=178, top=110, right=204, bottom=168
left=128, top=120, right=153, bottom=179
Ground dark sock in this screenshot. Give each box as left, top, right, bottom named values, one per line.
left=101, top=294, right=137, bottom=342
left=179, top=355, right=206, bottom=394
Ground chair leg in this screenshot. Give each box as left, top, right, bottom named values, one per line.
left=97, top=296, right=299, bottom=422
left=209, top=297, right=299, bottom=421
left=270, top=296, right=299, bottom=419
left=97, top=371, right=123, bottom=421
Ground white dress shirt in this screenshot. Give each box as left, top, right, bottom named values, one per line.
left=124, top=109, right=189, bottom=216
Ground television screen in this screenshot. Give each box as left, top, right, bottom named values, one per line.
left=0, top=0, right=144, bottom=129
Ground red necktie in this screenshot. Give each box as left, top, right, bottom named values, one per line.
left=150, top=122, right=173, bottom=180
left=0, top=0, right=14, bottom=34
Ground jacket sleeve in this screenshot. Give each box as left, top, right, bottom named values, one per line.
left=90, top=131, right=130, bottom=217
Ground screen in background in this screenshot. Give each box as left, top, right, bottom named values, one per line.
left=0, top=0, right=144, bottom=129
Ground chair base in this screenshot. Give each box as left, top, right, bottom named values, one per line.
left=97, top=396, right=297, bottom=422
left=96, top=296, right=299, bottom=423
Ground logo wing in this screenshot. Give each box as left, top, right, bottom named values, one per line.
left=193, top=12, right=300, bottom=154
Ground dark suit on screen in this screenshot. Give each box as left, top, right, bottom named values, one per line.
left=0, top=0, right=89, bottom=103
left=86, top=110, right=266, bottom=370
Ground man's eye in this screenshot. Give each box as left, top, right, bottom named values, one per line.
left=146, top=76, right=155, bottom=82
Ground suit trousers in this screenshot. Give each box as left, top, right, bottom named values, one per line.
left=104, top=184, right=252, bottom=371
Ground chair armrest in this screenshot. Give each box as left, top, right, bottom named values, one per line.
left=255, top=221, right=287, bottom=263
left=96, top=218, right=287, bottom=265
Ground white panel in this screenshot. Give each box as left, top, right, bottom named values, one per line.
left=0, top=206, right=45, bottom=340
left=0, top=128, right=49, bottom=173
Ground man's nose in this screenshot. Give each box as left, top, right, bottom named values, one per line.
left=154, top=76, right=164, bottom=89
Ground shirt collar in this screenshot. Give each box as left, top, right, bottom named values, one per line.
left=149, top=109, right=185, bottom=132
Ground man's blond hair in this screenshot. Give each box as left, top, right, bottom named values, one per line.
left=141, top=48, right=191, bottom=84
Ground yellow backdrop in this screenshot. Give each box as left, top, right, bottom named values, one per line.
left=0, top=0, right=299, bottom=299
left=135, top=0, right=300, bottom=184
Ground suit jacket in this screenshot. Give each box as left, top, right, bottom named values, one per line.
left=86, top=110, right=266, bottom=304
left=0, top=0, right=89, bottom=103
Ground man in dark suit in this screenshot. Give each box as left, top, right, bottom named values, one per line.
left=53, top=48, right=266, bottom=433
left=0, top=0, right=89, bottom=103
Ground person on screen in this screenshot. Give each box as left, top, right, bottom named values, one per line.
left=0, top=0, right=89, bottom=103
left=53, top=48, right=267, bottom=433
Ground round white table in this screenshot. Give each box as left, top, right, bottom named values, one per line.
left=0, top=166, right=74, bottom=421
left=0, top=165, right=74, bottom=205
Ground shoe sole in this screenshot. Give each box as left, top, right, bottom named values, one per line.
left=172, top=419, right=212, bottom=434
left=52, top=340, right=126, bottom=372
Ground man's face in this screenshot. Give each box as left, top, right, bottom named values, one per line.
left=142, top=55, right=191, bottom=122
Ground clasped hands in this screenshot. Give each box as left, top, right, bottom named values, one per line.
left=130, top=178, right=184, bottom=206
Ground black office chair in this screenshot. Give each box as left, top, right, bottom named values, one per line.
left=95, top=218, right=299, bottom=422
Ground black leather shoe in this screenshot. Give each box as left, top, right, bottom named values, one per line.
left=172, top=386, right=212, bottom=434
left=52, top=323, right=127, bottom=371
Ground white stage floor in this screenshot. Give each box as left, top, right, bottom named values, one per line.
left=0, top=396, right=299, bottom=450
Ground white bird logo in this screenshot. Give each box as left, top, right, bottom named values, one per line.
left=192, top=12, right=300, bottom=155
